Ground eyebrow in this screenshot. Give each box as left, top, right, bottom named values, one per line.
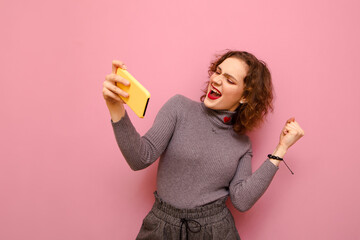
left=217, top=66, right=238, bottom=82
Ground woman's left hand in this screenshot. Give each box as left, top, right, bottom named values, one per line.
left=278, top=117, right=305, bottom=150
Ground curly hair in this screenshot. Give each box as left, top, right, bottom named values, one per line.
left=200, top=49, right=274, bottom=135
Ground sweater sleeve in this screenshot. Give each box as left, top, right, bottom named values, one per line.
left=229, top=144, right=279, bottom=212
left=110, top=95, right=180, bottom=171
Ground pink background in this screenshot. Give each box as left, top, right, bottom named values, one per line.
left=1, top=0, right=359, bottom=239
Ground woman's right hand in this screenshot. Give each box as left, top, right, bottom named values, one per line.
left=103, top=60, right=131, bottom=122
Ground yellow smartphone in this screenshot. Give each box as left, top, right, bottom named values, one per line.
left=116, top=68, right=151, bottom=118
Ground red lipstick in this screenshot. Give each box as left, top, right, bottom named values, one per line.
left=207, top=84, right=222, bottom=100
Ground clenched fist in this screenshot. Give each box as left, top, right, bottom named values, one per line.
left=279, top=117, right=305, bottom=150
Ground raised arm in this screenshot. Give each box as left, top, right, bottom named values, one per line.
left=103, top=60, right=179, bottom=171
left=110, top=95, right=179, bottom=171
left=230, top=117, right=305, bottom=212
left=229, top=149, right=279, bottom=212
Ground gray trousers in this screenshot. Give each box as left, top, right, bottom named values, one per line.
left=136, top=191, right=241, bottom=240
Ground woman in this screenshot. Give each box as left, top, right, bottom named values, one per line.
left=102, top=50, right=304, bottom=240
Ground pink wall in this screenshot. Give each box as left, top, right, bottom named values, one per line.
left=1, top=0, right=359, bottom=239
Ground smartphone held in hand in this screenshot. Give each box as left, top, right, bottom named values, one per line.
left=116, top=68, right=151, bottom=118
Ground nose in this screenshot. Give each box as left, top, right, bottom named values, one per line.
left=212, top=74, right=223, bottom=86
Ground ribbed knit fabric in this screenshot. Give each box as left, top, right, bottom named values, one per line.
left=111, top=94, right=279, bottom=212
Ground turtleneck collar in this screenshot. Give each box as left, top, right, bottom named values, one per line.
left=200, top=102, right=237, bottom=129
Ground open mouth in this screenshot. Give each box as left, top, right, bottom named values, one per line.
left=208, top=84, right=222, bottom=100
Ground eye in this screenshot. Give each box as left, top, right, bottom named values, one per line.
left=227, top=79, right=234, bottom=84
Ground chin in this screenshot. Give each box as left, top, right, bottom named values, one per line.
left=203, top=98, right=212, bottom=108
left=204, top=98, right=220, bottom=110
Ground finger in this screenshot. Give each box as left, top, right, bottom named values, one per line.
left=286, top=121, right=300, bottom=131
left=112, top=60, right=127, bottom=74
left=105, top=73, right=130, bottom=86
left=285, top=125, right=294, bottom=131
left=107, top=83, right=129, bottom=98
left=291, top=121, right=300, bottom=126
left=290, top=120, right=301, bottom=128
left=282, top=125, right=292, bottom=135
left=293, top=122, right=305, bottom=135
left=284, top=124, right=299, bottom=135
left=103, top=80, right=129, bottom=98
left=286, top=125, right=305, bottom=138
left=103, top=87, right=122, bottom=102
left=283, top=123, right=295, bottom=133
left=286, top=117, right=295, bottom=124
left=286, top=125, right=298, bottom=133
left=288, top=122, right=305, bottom=135
left=283, top=120, right=297, bottom=130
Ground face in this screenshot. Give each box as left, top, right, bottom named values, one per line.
left=204, top=57, right=248, bottom=111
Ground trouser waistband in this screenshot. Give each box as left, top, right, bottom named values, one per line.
left=152, top=191, right=229, bottom=225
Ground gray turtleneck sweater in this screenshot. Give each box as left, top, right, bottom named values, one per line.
left=111, top=94, right=279, bottom=212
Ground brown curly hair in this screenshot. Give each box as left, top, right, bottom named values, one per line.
left=200, top=49, right=274, bottom=135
